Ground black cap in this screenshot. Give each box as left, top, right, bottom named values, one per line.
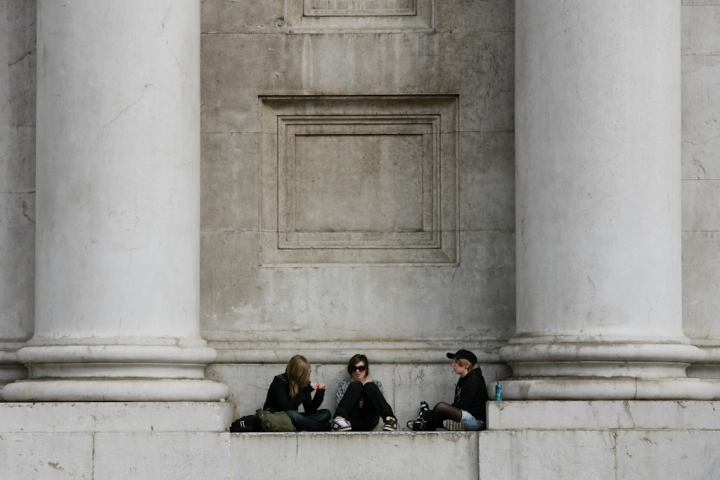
left=446, top=349, right=477, bottom=365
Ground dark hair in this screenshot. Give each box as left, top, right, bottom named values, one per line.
left=347, top=354, right=369, bottom=377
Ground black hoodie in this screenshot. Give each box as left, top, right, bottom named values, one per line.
left=452, top=368, right=488, bottom=422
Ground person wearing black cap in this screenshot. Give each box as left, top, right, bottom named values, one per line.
left=409, top=349, right=488, bottom=431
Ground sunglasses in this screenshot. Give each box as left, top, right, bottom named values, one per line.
left=350, top=365, right=367, bottom=372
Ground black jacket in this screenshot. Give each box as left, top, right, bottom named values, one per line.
left=263, top=373, right=325, bottom=413
left=452, top=368, right=488, bottom=422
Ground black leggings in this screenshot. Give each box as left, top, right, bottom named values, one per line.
left=335, top=381, right=394, bottom=431
left=422, top=402, right=462, bottom=431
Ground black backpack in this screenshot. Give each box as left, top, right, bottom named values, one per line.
left=229, top=414, right=262, bottom=432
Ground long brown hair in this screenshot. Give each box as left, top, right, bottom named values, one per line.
left=286, top=355, right=311, bottom=399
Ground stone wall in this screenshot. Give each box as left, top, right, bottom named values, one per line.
left=0, top=0, right=719, bottom=412
left=195, top=0, right=720, bottom=415
left=681, top=1, right=720, bottom=353
left=199, top=0, right=515, bottom=417
left=1, top=1, right=720, bottom=479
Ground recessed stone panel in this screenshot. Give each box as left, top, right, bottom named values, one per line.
left=261, top=96, right=458, bottom=265
left=294, top=133, right=424, bottom=232
left=281, top=118, right=437, bottom=249
left=288, top=0, right=433, bottom=32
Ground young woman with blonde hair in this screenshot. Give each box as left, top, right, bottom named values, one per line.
left=263, top=355, right=331, bottom=431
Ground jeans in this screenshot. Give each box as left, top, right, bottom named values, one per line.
left=335, top=381, right=394, bottom=431
left=460, top=410, right=484, bottom=431
left=285, top=408, right=331, bottom=432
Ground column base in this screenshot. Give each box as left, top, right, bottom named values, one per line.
left=500, top=342, right=700, bottom=378
left=496, top=377, right=715, bottom=400
left=2, top=379, right=229, bottom=402
left=2, top=343, right=229, bottom=402
left=687, top=345, right=720, bottom=379
left=15, top=344, right=218, bottom=378
left=0, top=344, right=27, bottom=388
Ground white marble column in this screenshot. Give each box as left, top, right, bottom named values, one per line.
left=2, top=0, right=228, bottom=401
left=500, top=0, right=712, bottom=399
left=0, top=0, right=35, bottom=396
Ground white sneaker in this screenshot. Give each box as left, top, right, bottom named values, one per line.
left=332, top=416, right=352, bottom=432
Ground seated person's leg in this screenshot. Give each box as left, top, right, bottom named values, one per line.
left=423, top=402, right=462, bottom=431
left=358, top=399, right=380, bottom=431
left=306, top=408, right=332, bottom=424
left=285, top=409, right=330, bottom=432
left=362, top=382, right=395, bottom=420
left=284, top=409, right=304, bottom=429
left=346, top=405, right=364, bottom=431
left=335, top=381, right=363, bottom=419
left=460, top=410, right=485, bottom=431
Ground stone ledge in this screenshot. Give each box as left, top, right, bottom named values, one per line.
left=488, top=400, right=720, bottom=430
left=231, top=431, right=478, bottom=436
left=0, top=402, right=233, bottom=433
left=3, top=429, right=720, bottom=479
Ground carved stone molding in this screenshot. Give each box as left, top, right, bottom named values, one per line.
left=260, top=96, right=459, bottom=265
left=304, top=0, right=417, bottom=17
left=287, top=0, right=433, bottom=32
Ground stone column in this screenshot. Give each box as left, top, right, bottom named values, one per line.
left=3, top=0, right=228, bottom=401
left=500, top=0, right=711, bottom=399
left=0, top=0, right=36, bottom=396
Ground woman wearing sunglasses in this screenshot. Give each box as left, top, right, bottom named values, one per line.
left=331, top=354, right=398, bottom=432
left=263, top=354, right=331, bottom=431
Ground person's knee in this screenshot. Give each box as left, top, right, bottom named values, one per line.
left=316, top=409, right=331, bottom=423
left=363, top=382, right=381, bottom=394
left=346, top=381, right=363, bottom=393
left=284, top=409, right=301, bottom=421
left=432, top=402, right=450, bottom=411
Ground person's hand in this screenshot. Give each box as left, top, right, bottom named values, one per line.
left=310, top=382, right=319, bottom=390
left=317, top=382, right=325, bottom=390
left=357, top=397, right=364, bottom=409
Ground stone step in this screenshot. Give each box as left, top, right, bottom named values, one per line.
left=2, top=402, right=720, bottom=479
left=3, top=427, right=720, bottom=480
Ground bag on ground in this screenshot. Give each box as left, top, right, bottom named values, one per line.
left=230, top=414, right=262, bottom=432
left=256, top=409, right=297, bottom=432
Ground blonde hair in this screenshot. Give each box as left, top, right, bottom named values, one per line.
left=286, top=355, right=311, bottom=399
left=456, top=358, right=473, bottom=370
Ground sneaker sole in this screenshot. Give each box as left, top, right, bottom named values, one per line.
left=382, top=426, right=397, bottom=431
left=442, top=420, right=465, bottom=431
left=332, top=426, right=352, bottom=432
left=407, top=420, right=426, bottom=431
